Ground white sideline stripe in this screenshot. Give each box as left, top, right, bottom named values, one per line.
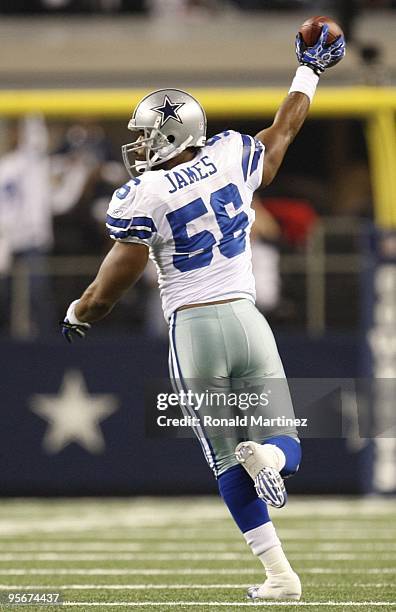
left=1, top=529, right=394, bottom=540
left=0, top=584, right=249, bottom=590
left=1, top=516, right=395, bottom=527
left=0, top=497, right=394, bottom=520
left=0, top=568, right=395, bottom=576
left=0, top=583, right=393, bottom=590
left=309, top=568, right=396, bottom=574
left=0, top=553, right=248, bottom=561
left=0, top=570, right=260, bottom=576
left=0, top=516, right=396, bottom=531
left=1, top=526, right=395, bottom=538
left=0, top=516, right=392, bottom=523
left=0, top=552, right=395, bottom=561
left=61, top=602, right=396, bottom=607
left=0, top=543, right=395, bottom=552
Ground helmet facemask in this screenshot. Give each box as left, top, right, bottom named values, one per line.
left=122, top=117, right=193, bottom=178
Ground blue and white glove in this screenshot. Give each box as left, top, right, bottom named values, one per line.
left=295, top=24, right=346, bottom=75
left=60, top=300, right=91, bottom=343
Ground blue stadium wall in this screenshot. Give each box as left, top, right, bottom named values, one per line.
left=0, top=332, right=369, bottom=496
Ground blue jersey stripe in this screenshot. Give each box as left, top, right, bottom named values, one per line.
left=106, top=215, right=131, bottom=229
left=106, top=215, right=157, bottom=232
left=249, top=141, right=264, bottom=176
left=132, top=216, right=157, bottom=232
left=128, top=228, right=152, bottom=239
left=241, top=134, right=254, bottom=181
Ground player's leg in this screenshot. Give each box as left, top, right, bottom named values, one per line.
left=169, top=301, right=301, bottom=600
left=228, top=302, right=301, bottom=508
left=168, top=306, right=237, bottom=475
left=218, top=299, right=301, bottom=600
left=218, top=464, right=301, bottom=600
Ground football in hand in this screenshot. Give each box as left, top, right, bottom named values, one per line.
left=299, top=15, right=344, bottom=47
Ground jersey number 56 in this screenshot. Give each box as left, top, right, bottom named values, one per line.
left=166, top=183, right=249, bottom=272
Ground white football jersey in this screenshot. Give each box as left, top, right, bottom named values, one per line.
left=106, top=130, right=265, bottom=320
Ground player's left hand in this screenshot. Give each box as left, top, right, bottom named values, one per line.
left=295, top=24, right=346, bottom=75
left=60, top=320, right=91, bottom=343
left=60, top=300, right=91, bottom=343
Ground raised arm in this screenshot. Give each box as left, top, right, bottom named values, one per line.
left=61, top=241, right=148, bottom=342
left=256, top=92, right=310, bottom=187
left=256, top=23, right=345, bottom=187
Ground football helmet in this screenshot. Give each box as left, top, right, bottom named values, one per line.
left=122, top=88, right=207, bottom=178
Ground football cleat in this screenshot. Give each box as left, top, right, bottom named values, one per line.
left=247, top=571, right=302, bottom=601
left=254, top=467, right=287, bottom=508
left=235, top=441, right=287, bottom=508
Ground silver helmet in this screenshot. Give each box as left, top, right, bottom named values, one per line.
left=122, top=88, right=207, bottom=178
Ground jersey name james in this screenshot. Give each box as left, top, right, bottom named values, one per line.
left=106, top=130, right=265, bottom=321
left=164, top=155, right=217, bottom=193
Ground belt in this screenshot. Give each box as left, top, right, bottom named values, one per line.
left=177, top=297, right=244, bottom=312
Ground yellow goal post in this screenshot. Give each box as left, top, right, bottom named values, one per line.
left=1, top=87, right=396, bottom=227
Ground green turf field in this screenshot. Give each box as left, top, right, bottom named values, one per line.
left=0, top=497, right=395, bottom=611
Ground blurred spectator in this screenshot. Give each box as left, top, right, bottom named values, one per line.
left=51, top=122, right=124, bottom=256
left=254, top=190, right=319, bottom=325
left=263, top=197, right=318, bottom=249
left=0, top=117, right=127, bottom=338
left=331, top=162, right=372, bottom=218
left=0, top=185, right=12, bottom=332
left=251, top=195, right=282, bottom=314
left=50, top=121, right=132, bottom=330
left=0, top=116, right=54, bottom=338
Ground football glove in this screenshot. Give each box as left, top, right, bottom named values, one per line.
left=295, top=24, right=346, bottom=75
left=60, top=300, right=91, bottom=343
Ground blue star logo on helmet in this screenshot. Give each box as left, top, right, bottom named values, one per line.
left=151, top=95, right=185, bottom=128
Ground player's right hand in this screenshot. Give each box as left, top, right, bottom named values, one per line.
left=295, top=24, right=346, bottom=75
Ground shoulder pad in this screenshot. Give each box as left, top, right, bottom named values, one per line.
left=205, top=130, right=236, bottom=147
left=106, top=177, right=157, bottom=244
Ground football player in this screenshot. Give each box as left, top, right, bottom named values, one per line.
left=61, top=26, right=345, bottom=601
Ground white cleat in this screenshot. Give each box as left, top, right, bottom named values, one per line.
left=235, top=441, right=287, bottom=508
left=247, top=571, right=302, bottom=601
left=254, top=466, right=287, bottom=508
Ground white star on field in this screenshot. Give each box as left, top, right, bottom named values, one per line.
left=30, top=370, right=118, bottom=454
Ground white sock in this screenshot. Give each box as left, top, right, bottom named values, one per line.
left=244, top=522, right=293, bottom=577
left=244, top=522, right=280, bottom=555
left=259, top=545, right=294, bottom=578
